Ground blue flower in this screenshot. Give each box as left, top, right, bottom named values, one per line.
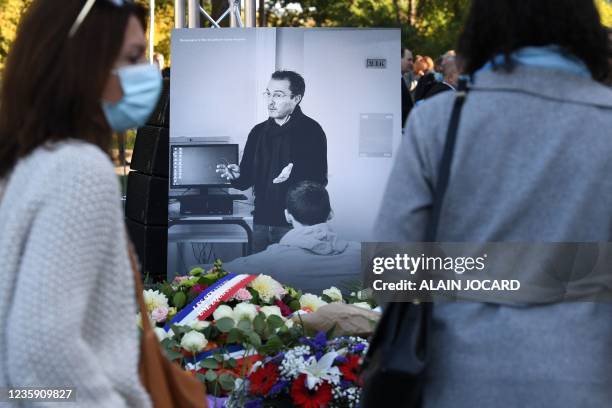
left=300, top=331, right=328, bottom=351
left=245, top=398, right=263, bottom=408
left=269, top=352, right=285, bottom=364
left=352, top=343, right=366, bottom=353
left=269, top=380, right=289, bottom=396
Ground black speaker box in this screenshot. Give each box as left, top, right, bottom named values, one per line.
left=130, top=126, right=169, bottom=177
left=147, top=77, right=170, bottom=127
left=126, top=218, right=167, bottom=280
left=125, top=171, right=168, bottom=226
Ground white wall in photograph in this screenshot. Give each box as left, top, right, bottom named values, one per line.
left=300, top=29, right=400, bottom=241
left=170, top=28, right=276, bottom=146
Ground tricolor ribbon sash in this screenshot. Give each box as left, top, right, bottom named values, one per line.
left=165, top=273, right=256, bottom=330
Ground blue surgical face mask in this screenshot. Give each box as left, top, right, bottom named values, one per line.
left=102, top=63, right=162, bottom=132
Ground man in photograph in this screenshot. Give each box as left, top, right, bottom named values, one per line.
left=217, top=70, right=328, bottom=253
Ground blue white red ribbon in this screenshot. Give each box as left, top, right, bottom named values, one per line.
left=165, top=273, right=256, bottom=330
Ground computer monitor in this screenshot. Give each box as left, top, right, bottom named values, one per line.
left=170, top=143, right=239, bottom=189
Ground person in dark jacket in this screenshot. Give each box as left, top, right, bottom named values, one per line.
left=401, top=47, right=415, bottom=125
left=217, top=70, right=327, bottom=253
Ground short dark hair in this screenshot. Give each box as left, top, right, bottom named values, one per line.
left=286, top=181, right=331, bottom=226
left=0, top=0, right=147, bottom=178
left=271, top=70, right=306, bottom=100
left=457, top=0, right=611, bottom=83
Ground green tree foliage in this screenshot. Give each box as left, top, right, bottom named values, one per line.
left=146, top=0, right=175, bottom=65
left=0, top=0, right=33, bottom=71
left=595, top=0, right=612, bottom=27
left=1, top=0, right=609, bottom=74
left=0, top=0, right=174, bottom=72
left=267, top=0, right=469, bottom=57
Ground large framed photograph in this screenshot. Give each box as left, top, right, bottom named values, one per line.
left=167, top=28, right=400, bottom=280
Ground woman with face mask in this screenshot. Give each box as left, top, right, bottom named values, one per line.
left=0, top=1, right=162, bottom=406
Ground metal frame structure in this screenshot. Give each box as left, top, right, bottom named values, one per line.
left=173, top=0, right=257, bottom=29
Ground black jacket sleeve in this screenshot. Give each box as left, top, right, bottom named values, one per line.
left=231, top=126, right=259, bottom=191
left=290, top=122, right=328, bottom=186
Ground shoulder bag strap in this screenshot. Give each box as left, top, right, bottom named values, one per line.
left=426, top=78, right=469, bottom=242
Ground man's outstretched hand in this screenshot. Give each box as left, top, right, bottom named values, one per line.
left=216, top=163, right=240, bottom=180
left=273, top=163, right=293, bottom=184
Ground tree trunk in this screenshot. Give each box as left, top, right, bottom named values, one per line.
left=259, top=0, right=267, bottom=26
left=408, top=0, right=416, bottom=26
left=393, top=0, right=401, bottom=25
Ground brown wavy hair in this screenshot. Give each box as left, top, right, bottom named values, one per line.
left=0, top=0, right=147, bottom=178
left=457, top=0, right=611, bottom=83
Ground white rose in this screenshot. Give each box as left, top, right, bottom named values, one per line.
left=352, top=302, right=372, bottom=310
left=213, top=305, right=235, bottom=322
left=323, top=287, right=343, bottom=303
left=299, top=294, right=327, bottom=312
left=249, top=274, right=286, bottom=303
left=189, top=320, right=211, bottom=331
left=181, top=330, right=208, bottom=353
left=233, top=303, right=258, bottom=322
left=154, top=327, right=173, bottom=342
left=143, top=289, right=169, bottom=313
left=260, top=305, right=282, bottom=318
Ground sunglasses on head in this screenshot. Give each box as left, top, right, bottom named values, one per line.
left=69, top=0, right=131, bottom=37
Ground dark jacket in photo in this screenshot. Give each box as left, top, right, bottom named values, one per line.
left=232, top=105, right=327, bottom=226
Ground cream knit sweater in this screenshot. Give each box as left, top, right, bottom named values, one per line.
left=0, top=141, right=151, bottom=407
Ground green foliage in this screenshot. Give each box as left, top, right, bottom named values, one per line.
left=204, top=370, right=217, bottom=382
left=596, top=0, right=612, bottom=27
left=266, top=315, right=285, bottom=331
left=2, top=0, right=608, bottom=76
left=227, top=328, right=242, bottom=343
left=252, top=312, right=266, bottom=335
left=237, top=319, right=252, bottom=331
left=200, top=358, right=220, bottom=369
left=267, top=0, right=469, bottom=57
left=172, top=291, right=187, bottom=309
left=218, top=373, right=236, bottom=391
left=189, top=267, right=204, bottom=276
left=0, top=0, right=32, bottom=72
left=215, top=317, right=235, bottom=333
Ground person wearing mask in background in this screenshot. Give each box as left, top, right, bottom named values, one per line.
left=375, top=0, right=612, bottom=406
left=217, top=70, right=328, bottom=253
left=401, top=47, right=415, bottom=126
left=222, top=181, right=360, bottom=294
left=0, top=1, right=163, bottom=406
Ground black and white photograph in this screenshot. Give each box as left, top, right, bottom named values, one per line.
left=167, top=28, right=401, bottom=279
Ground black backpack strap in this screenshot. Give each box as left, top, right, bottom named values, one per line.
left=426, top=78, right=469, bottom=242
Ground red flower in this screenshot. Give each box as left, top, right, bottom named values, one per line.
left=248, top=363, right=279, bottom=396
left=275, top=299, right=293, bottom=317
left=191, top=284, right=207, bottom=295
left=290, top=374, right=332, bottom=408
left=339, top=355, right=361, bottom=384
